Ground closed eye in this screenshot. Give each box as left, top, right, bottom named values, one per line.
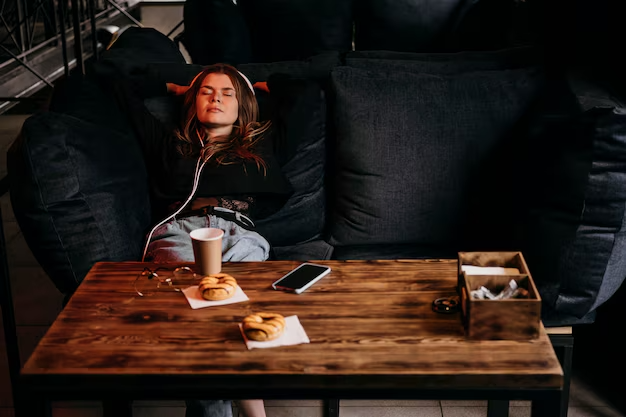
left=200, top=86, right=235, bottom=97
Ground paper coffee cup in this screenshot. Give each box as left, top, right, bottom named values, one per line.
left=190, top=228, right=224, bottom=275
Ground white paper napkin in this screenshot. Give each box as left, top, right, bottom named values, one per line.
left=461, top=265, right=520, bottom=275
left=239, top=315, right=310, bottom=350
left=182, top=285, right=249, bottom=309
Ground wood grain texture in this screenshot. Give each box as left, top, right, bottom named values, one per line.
left=21, top=260, right=562, bottom=397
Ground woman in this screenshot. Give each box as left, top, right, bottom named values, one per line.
left=112, top=63, right=291, bottom=417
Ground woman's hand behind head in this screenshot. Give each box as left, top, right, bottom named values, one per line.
left=167, top=82, right=190, bottom=96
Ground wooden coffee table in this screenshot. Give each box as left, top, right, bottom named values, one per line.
left=20, top=260, right=563, bottom=416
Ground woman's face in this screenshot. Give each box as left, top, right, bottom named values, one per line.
left=195, top=73, right=239, bottom=132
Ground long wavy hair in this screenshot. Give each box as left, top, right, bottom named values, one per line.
left=173, top=64, right=270, bottom=173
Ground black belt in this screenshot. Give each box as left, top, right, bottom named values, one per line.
left=178, top=206, right=256, bottom=230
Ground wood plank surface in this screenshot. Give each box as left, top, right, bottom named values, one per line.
left=21, top=260, right=562, bottom=395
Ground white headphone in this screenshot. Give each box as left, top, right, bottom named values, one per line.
left=189, top=68, right=255, bottom=95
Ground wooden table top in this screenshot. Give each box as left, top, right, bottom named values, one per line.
left=21, top=260, right=563, bottom=399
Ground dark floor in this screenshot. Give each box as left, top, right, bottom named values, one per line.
left=1, top=2, right=625, bottom=416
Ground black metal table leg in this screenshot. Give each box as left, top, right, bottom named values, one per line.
left=487, top=400, right=509, bottom=417
left=324, top=399, right=339, bottom=417
left=103, top=399, right=133, bottom=417
left=549, top=333, right=574, bottom=417
left=531, top=391, right=562, bottom=417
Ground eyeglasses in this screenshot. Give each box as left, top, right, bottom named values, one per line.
left=133, top=266, right=199, bottom=297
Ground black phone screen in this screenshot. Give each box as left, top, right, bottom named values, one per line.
left=276, top=264, right=329, bottom=289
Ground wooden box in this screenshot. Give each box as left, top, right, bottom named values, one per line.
left=458, top=252, right=541, bottom=340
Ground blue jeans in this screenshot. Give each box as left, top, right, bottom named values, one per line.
left=146, top=214, right=268, bottom=417
left=146, top=214, right=270, bottom=263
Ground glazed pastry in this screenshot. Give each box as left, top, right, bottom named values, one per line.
left=242, top=313, right=286, bottom=341
left=198, top=273, right=237, bottom=301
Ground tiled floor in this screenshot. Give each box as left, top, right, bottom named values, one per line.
left=1, top=3, right=625, bottom=417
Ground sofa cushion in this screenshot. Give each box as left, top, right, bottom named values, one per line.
left=254, top=76, right=327, bottom=246
left=327, top=65, right=544, bottom=248
left=521, top=74, right=626, bottom=325
left=181, top=0, right=252, bottom=65
left=8, top=112, right=151, bottom=296
left=346, top=46, right=542, bottom=74
left=238, top=0, right=352, bottom=62
left=353, top=0, right=515, bottom=53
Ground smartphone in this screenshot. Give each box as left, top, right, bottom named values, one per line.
left=272, top=263, right=332, bottom=294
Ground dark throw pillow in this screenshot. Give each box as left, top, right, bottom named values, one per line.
left=327, top=66, right=545, bottom=248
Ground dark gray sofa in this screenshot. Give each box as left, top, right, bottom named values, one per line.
left=7, top=0, right=626, bottom=331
